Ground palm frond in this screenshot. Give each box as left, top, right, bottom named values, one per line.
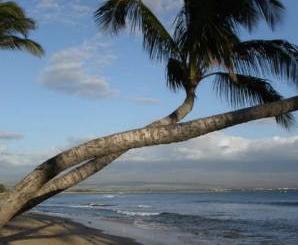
left=166, top=58, right=188, bottom=92
left=0, top=17, right=36, bottom=36
left=213, top=72, right=295, bottom=128
left=94, top=0, right=177, bottom=60
left=232, top=40, right=298, bottom=88
left=172, top=0, right=284, bottom=69
left=180, top=0, right=284, bottom=31
left=174, top=1, right=247, bottom=70
left=0, top=35, right=44, bottom=56
left=0, top=1, right=36, bottom=35
left=0, top=1, right=43, bottom=56
left=217, top=0, right=284, bottom=31
left=252, top=0, right=284, bottom=30
left=0, top=1, right=27, bottom=19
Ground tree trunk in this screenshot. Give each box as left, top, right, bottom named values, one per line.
left=14, top=153, right=122, bottom=217
left=16, top=85, right=199, bottom=215
left=1, top=95, right=298, bottom=228
left=2, top=92, right=196, bottom=226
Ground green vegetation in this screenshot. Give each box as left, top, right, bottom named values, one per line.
left=0, top=184, right=7, bottom=193
left=95, top=0, right=297, bottom=128
left=0, top=1, right=44, bottom=56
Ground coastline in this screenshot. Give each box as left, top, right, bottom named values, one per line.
left=0, top=213, right=141, bottom=245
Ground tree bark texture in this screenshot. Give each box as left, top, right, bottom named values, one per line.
left=1, top=93, right=196, bottom=226
left=0, top=95, right=298, bottom=228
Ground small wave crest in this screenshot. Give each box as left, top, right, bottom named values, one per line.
left=116, top=210, right=160, bottom=217
left=102, top=195, right=115, bottom=199
left=40, top=203, right=115, bottom=210
left=137, top=205, right=152, bottom=208
left=88, top=202, right=115, bottom=208
left=268, top=201, right=298, bottom=207
left=40, top=204, right=90, bottom=209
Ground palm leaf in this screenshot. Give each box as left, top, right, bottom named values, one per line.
left=0, top=1, right=27, bottom=19
left=252, top=0, right=284, bottom=30
left=0, top=35, right=44, bottom=56
left=215, top=0, right=284, bottom=31
left=166, top=58, right=188, bottom=92
left=0, top=17, right=36, bottom=36
left=232, top=40, right=298, bottom=88
left=0, top=1, right=36, bottom=36
left=179, top=0, right=284, bottom=31
left=0, top=1, right=43, bottom=56
left=173, top=0, right=284, bottom=67
left=213, top=72, right=295, bottom=128
left=174, top=1, right=241, bottom=69
left=94, top=0, right=177, bottom=60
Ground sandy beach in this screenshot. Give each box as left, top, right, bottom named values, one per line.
left=0, top=213, right=140, bottom=245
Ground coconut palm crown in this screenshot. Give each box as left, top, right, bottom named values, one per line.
left=95, top=0, right=298, bottom=127
left=0, top=1, right=44, bottom=56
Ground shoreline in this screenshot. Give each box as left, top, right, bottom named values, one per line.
left=0, top=213, right=141, bottom=245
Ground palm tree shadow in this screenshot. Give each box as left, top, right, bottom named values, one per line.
left=0, top=220, right=79, bottom=245
left=0, top=214, right=139, bottom=245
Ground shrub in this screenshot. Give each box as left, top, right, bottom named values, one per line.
left=0, top=184, right=7, bottom=193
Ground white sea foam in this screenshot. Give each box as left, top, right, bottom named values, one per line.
left=137, top=205, right=152, bottom=208
left=116, top=210, right=160, bottom=217
left=42, top=204, right=91, bottom=209
left=102, top=194, right=115, bottom=198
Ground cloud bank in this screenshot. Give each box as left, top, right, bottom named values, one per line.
left=1, top=132, right=298, bottom=188
left=39, top=36, right=117, bottom=99
left=0, top=132, right=23, bottom=141
left=31, top=0, right=93, bottom=25
left=122, top=132, right=298, bottom=164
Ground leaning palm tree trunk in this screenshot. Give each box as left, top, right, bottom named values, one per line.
left=14, top=92, right=196, bottom=217
left=0, top=95, right=298, bottom=228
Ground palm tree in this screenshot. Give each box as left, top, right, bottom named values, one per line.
left=13, top=0, right=298, bottom=217
left=1, top=0, right=298, bottom=228
left=0, top=1, right=44, bottom=56
left=95, top=0, right=298, bottom=127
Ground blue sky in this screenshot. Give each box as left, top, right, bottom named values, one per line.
left=0, top=0, right=298, bottom=188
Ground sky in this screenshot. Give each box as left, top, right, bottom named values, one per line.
left=0, top=0, right=298, bottom=189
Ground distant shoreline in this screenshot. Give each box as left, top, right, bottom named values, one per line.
left=64, top=187, right=298, bottom=194
left=2, top=185, right=297, bottom=195
left=0, top=213, right=141, bottom=245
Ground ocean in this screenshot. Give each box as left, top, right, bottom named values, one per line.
left=34, top=190, right=298, bottom=245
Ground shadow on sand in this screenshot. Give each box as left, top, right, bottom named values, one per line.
left=0, top=214, right=140, bottom=245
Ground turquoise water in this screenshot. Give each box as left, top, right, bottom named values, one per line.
left=35, top=191, right=298, bottom=245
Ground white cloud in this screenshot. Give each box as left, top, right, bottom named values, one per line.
left=122, top=132, right=298, bottom=163
left=29, top=0, right=183, bottom=25
left=129, top=96, right=160, bottom=105
left=2, top=130, right=298, bottom=168
left=0, top=145, right=57, bottom=167
left=36, top=0, right=59, bottom=10
left=39, top=35, right=117, bottom=99
left=0, top=131, right=23, bottom=141
left=32, top=0, right=93, bottom=25
left=143, top=0, right=183, bottom=13
left=1, top=132, right=298, bottom=187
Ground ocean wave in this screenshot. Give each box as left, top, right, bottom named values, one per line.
left=40, top=204, right=90, bottom=209
left=156, top=212, right=202, bottom=221
left=267, top=201, right=298, bottom=207
left=102, top=195, right=115, bottom=199
left=116, top=210, right=160, bottom=217
left=137, top=205, right=152, bottom=208
left=40, top=203, right=117, bottom=210
left=153, top=212, right=232, bottom=226
left=193, top=200, right=298, bottom=207
left=32, top=210, right=68, bottom=218
left=88, top=202, right=115, bottom=208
